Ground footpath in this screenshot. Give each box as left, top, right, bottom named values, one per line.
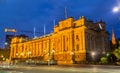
left=10, top=64, right=120, bottom=70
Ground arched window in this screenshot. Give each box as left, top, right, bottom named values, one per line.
left=76, top=35, right=79, bottom=41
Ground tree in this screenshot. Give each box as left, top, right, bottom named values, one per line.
left=100, top=57, right=108, bottom=64
left=113, top=47, right=120, bottom=59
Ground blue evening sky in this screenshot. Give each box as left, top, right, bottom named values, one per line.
left=0, top=0, right=120, bottom=48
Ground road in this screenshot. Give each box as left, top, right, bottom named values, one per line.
left=0, top=64, right=120, bottom=73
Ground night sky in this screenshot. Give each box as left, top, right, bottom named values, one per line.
left=0, top=0, right=120, bottom=48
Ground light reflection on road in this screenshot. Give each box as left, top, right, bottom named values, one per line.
left=0, top=71, right=23, bottom=73
left=0, top=65, right=120, bottom=73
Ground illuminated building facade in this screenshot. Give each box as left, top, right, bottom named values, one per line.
left=9, top=16, right=110, bottom=64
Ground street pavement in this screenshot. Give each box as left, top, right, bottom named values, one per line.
left=0, top=64, right=120, bottom=73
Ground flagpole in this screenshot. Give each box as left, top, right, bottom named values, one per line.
left=34, top=27, right=36, bottom=38
left=44, top=24, right=46, bottom=37
left=65, top=7, right=67, bottom=19
left=53, top=19, right=55, bottom=27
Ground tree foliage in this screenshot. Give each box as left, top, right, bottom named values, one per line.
left=100, top=57, right=108, bottom=64
left=113, top=47, right=120, bottom=59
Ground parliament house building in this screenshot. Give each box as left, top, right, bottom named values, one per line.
left=9, top=16, right=110, bottom=64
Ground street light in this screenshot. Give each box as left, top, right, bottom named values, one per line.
left=91, top=52, right=95, bottom=56
left=51, top=49, right=55, bottom=60
left=0, top=55, right=4, bottom=61
left=29, top=52, right=32, bottom=55
left=28, top=52, right=32, bottom=59
left=16, top=53, right=18, bottom=56
left=48, top=52, right=50, bottom=66
left=3, top=58, right=5, bottom=61
left=16, top=53, right=19, bottom=60
left=20, top=52, right=25, bottom=62
left=20, top=52, right=24, bottom=56
left=70, top=52, right=74, bottom=63
left=91, top=51, right=96, bottom=63
left=15, top=53, right=19, bottom=64
left=26, top=52, right=32, bottom=64
left=70, top=52, right=74, bottom=56
left=43, top=50, right=50, bottom=66
left=113, top=6, right=119, bottom=13
left=1, top=55, right=3, bottom=58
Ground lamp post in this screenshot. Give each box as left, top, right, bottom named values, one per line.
left=91, top=51, right=96, bottom=63
left=28, top=52, right=32, bottom=59
left=1, top=55, right=3, bottom=61
left=20, top=53, right=24, bottom=58
left=70, top=52, right=74, bottom=63
left=48, top=52, right=50, bottom=66
left=44, top=50, right=50, bottom=66
left=28, top=52, right=32, bottom=61
left=20, top=52, right=25, bottom=62
left=16, top=53, right=18, bottom=56
left=51, top=49, right=55, bottom=60
left=26, top=52, right=32, bottom=64
left=15, top=53, right=19, bottom=64
left=16, top=53, right=19, bottom=60
left=1, top=55, right=3, bottom=58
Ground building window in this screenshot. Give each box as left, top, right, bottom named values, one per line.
left=76, top=35, right=79, bottom=41
left=58, top=39, right=60, bottom=43
left=21, top=45, right=23, bottom=52
left=66, top=46, right=68, bottom=51
left=66, top=37, right=68, bottom=41
left=76, top=44, right=79, bottom=51
left=63, top=36, right=65, bottom=51
left=12, top=47, right=14, bottom=56
left=74, top=23, right=76, bottom=27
